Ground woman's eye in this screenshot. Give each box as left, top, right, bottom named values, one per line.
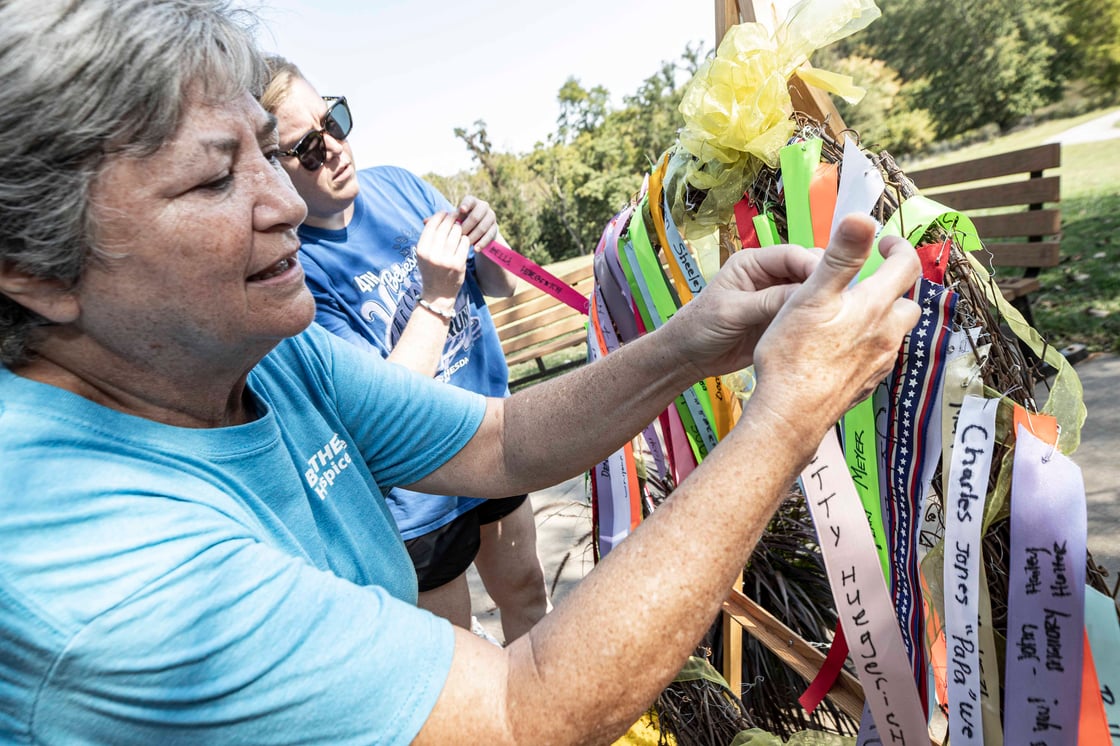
left=199, top=173, right=234, bottom=192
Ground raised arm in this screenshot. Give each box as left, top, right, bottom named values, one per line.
left=412, top=215, right=922, bottom=745
left=384, top=211, right=469, bottom=376
left=457, top=195, right=516, bottom=298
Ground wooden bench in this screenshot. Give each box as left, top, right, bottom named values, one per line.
left=488, top=257, right=594, bottom=388
left=906, top=142, right=1061, bottom=328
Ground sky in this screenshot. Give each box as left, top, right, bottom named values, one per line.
left=247, top=0, right=717, bottom=176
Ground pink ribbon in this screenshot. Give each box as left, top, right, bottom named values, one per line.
left=480, top=241, right=589, bottom=316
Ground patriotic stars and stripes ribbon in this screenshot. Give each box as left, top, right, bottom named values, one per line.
left=883, top=276, right=958, bottom=701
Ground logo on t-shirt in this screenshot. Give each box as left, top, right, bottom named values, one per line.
left=303, top=432, right=353, bottom=501
left=352, top=255, right=417, bottom=295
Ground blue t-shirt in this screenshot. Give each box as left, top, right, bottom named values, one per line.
left=0, top=324, right=486, bottom=744
left=299, top=165, right=509, bottom=539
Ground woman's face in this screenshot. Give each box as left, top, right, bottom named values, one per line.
left=273, top=77, right=360, bottom=226
left=77, top=87, right=315, bottom=369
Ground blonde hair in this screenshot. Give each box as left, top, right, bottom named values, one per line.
left=260, top=55, right=307, bottom=115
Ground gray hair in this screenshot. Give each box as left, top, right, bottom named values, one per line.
left=0, top=0, right=267, bottom=366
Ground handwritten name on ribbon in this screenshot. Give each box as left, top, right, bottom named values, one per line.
left=479, top=241, right=589, bottom=316
left=801, top=428, right=928, bottom=744
left=944, top=395, right=998, bottom=745
left=1004, top=426, right=1087, bottom=745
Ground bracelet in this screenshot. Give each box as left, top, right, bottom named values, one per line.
left=417, top=298, right=455, bottom=322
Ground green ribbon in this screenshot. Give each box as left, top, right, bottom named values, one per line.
left=753, top=212, right=781, bottom=247
left=859, top=194, right=983, bottom=281
left=617, top=200, right=720, bottom=459
left=778, top=138, right=823, bottom=249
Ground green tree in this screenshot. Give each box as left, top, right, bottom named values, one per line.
left=556, top=78, right=610, bottom=143
left=844, top=0, right=1064, bottom=137
left=448, top=120, right=549, bottom=264
left=447, top=45, right=709, bottom=263
left=615, top=43, right=706, bottom=170
left=1052, top=0, right=1120, bottom=102
left=825, top=54, right=936, bottom=156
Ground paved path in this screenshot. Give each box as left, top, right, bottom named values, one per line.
left=471, top=353, right=1120, bottom=642
left=1070, top=353, right=1120, bottom=585
left=1044, top=107, right=1120, bottom=145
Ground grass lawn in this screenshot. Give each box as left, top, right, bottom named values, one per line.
left=907, top=107, right=1120, bottom=354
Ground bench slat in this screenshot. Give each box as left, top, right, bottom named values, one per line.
left=505, top=333, right=588, bottom=368
left=969, top=209, right=1062, bottom=240
left=907, top=143, right=1060, bottom=188
left=498, top=303, right=584, bottom=342
left=919, top=176, right=1060, bottom=211
left=500, top=315, right=588, bottom=357
left=996, top=276, right=1041, bottom=301
left=491, top=280, right=594, bottom=327
left=983, top=241, right=1061, bottom=268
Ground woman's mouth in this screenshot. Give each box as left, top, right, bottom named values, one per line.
left=248, top=255, right=298, bottom=282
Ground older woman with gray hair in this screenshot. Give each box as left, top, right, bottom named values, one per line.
left=0, top=0, right=921, bottom=743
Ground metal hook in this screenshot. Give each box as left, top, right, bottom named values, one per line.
left=1000, top=383, right=1023, bottom=401
left=961, top=357, right=988, bottom=388
left=1042, top=424, right=1062, bottom=463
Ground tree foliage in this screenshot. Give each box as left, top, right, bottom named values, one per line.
left=1052, top=0, right=1120, bottom=102
left=824, top=54, right=936, bottom=156
left=433, top=5, right=1112, bottom=265
left=839, top=0, right=1064, bottom=136
left=449, top=46, right=702, bottom=262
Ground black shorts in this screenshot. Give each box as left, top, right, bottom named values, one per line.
left=475, top=493, right=527, bottom=525
left=404, top=494, right=528, bottom=592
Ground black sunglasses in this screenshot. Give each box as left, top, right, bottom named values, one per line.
left=280, top=96, right=352, bottom=171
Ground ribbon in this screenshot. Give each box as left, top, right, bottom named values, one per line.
left=587, top=396, right=639, bottom=555
left=479, top=240, right=590, bottom=316
left=779, top=138, right=824, bottom=249
left=858, top=195, right=983, bottom=283
left=929, top=335, right=1005, bottom=744
left=1085, top=586, right=1120, bottom=740
left=753, top=211, right=781, bottom=247
left=588, top=207, right=644, bottom=557
left=617, top=200, right=719, bottom=459
left=588, top=285, right=641, bottom=556
left=672, top=0, right=879, bottom=228
left=649, top=164, right=736, bottom=440
left=809, top=162, right=839, bottom=248
left=831, top=134, right=885, bottom=239
left=943, top=395, right=998, bottom=746
left=882, top=278, right=957, bottom=700
left=734, top=196, right=762, bottom=249
left=798, top=623, right=849, bottom=713
left=1079, top=631, right=1113, bottom=745
left=1003, top=423, right=1087, bottom=745
left=841, top=396, right=889, bottom=581
left=800, top=428, right=928, bottom=744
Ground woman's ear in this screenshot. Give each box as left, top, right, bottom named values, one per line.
left=0, top=263, right=80, bottom=323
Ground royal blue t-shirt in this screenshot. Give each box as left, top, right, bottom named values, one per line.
left=299, top=166, right=510, bottom=538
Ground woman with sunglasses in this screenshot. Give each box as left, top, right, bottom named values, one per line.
left=261, top=56, right=551, bottom=645
left=0, top=0, right=923, bottom=743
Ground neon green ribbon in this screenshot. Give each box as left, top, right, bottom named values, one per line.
left=841, top=397, right=889, bottom=580
left=859, top=195, right=983, bottom=281
left=617, top=201, right=720, bottom=459
left=778, top=138, right=823, bottom=249
left=753, top=212, right=781, bottom=247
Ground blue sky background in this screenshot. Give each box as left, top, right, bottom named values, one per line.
left=246, top=0, right=716, bottom=175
